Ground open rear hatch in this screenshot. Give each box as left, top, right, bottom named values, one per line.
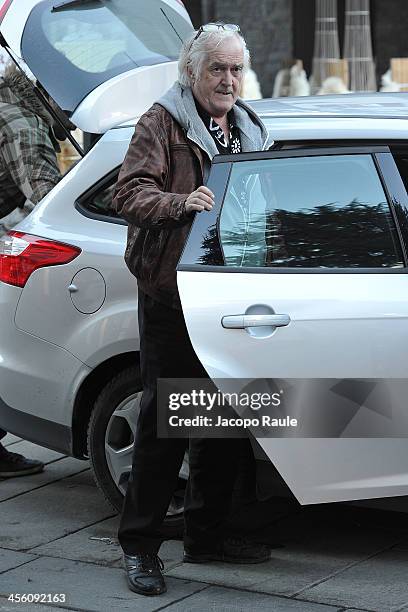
left=0, top=0, right=192, bottom=132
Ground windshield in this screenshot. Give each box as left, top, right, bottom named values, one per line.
left=21, top=0, right=192, bottom=113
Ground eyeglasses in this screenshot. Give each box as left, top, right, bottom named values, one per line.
left=190, top=22, right=241, bottom=46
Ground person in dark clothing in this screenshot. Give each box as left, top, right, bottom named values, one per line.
left=113, top=23, right=273, bottom=596
left=0, top=429, right=43, bottom=477
left=0, top=71, right=63, bottom=477
left=0, top=71, right=61, bottom=236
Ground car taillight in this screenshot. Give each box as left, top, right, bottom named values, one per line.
left=0, top=231, right=81, bottom=288
left=0, top=0, right=13, bottom=23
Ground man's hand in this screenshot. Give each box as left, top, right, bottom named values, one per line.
left=185, top=186, right=215, bottom=213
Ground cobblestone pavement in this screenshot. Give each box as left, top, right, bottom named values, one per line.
left=1, top=435, right=408, bottom=612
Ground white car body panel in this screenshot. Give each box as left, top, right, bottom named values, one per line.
left=177, top=269, right=408, bottom=504
left=14, top=255, right=139, bottom=368
left=263, top=116, right=408, bottom=142
left=259, top=439, right=408, bottom=505
left=13, top=127, right=138, bottom=369
left=71, top=63, right=179, bottom=134
left=178, top=272, right=408, bottom=380
left=258, top=93, right=408, bottom=142
left=0, top=0, right=41, bottom=54
left=255, top=93, right=408, bottom=117
left=0, top=282, right=90, bottom=426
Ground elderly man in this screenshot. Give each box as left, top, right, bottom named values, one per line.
left=114, top=23, right=272, bottom=596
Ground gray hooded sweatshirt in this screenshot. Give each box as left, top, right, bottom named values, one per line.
left=158, top=82, right=272, bottom=181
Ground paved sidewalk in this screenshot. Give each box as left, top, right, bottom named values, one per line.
left=1, top=436, right=408, bottom=611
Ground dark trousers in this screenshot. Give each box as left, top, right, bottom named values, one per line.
left=118, top=290, right=252, bottom=554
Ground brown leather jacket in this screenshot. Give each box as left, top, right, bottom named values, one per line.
left=114, top=82, right=269, bottom=308
left=113, top=103, right=206, bottom=309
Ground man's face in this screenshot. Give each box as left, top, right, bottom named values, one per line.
left=191, top=36, right=244, bottom=119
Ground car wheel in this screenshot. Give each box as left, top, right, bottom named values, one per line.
left=87, top=364, right=188, bottom=535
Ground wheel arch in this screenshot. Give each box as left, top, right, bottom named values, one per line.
left=71, top=351, right=140, bottom=458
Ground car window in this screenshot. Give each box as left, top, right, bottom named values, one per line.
left=78, top=179, right=120, bottom=221
left=392, top=153, right=408, bottom=195
left=218, top=154, right=404, bottom=268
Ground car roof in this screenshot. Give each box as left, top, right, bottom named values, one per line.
left=247, top=93, right=408, bottom=142
left=115, top=92, right=408, bottom=142
left=250, top=93, right=408, bottom=119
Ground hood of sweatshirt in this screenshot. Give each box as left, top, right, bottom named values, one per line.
left=157, top=81, right=272, bottom=160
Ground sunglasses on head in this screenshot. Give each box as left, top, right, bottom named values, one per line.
left=190, top=22, right=242, bottom=46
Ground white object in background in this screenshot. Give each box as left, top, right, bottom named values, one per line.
left=241, top=68, right=262, bottom=100
left=380, top=69, right=400, bottom=92
left=317, top=76, right=350, bottom=94
left=289, top=64, right=311, bottom=97
left=273, top=61, right=307, bottom=98
left=272, top=69, right=287, bottom=98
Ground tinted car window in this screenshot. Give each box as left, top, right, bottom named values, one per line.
left=393, top=153, right=408, bottom=195
left=218, top=154, right=403, bottom=268
left=77, top=176, right=124, bottom=222
left=86, top=183, right=116, bottom=217
left=22, top=0, right=192, bottom=112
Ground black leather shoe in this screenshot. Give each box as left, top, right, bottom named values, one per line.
left=184, top=536, right=271, bottom=564
left=124, top=553, right=166, bottom=596
left=0, top=450, right=44, bottom=478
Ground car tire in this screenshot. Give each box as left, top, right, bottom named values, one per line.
left=87, top=364, right=188, bottom=537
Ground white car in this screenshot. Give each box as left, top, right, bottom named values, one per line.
left=1, top=0, right=408, bottom=519
left=0, top=0, right=193, bottom=531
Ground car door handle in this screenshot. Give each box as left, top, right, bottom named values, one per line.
left=221, top=314, right=291, bottom=329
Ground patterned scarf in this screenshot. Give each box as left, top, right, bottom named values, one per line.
left=195, top=99, right=242, bottom=155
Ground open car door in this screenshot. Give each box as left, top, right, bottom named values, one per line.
left=177, top=145, right=408, bottom=505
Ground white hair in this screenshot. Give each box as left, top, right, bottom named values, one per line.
left=178, top=27, right=250, bottom=87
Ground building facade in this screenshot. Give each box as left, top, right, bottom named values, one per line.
left=184, top=0, right=408, bottom=94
